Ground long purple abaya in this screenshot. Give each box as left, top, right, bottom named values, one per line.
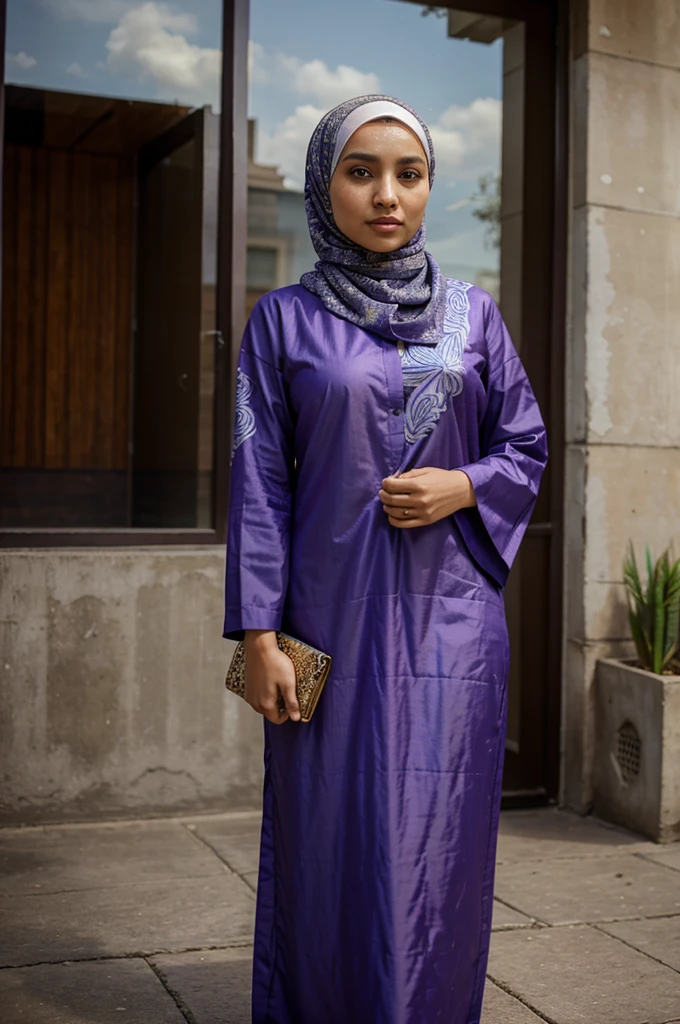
left=224, top=278, right=548, bottom=1024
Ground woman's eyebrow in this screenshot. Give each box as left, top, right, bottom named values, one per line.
left=341, top=151, right=378, bottom=163
left=341, top=152, right=427, bottom=166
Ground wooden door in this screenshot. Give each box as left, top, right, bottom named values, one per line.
left=133, top=108, right=219, bottom=529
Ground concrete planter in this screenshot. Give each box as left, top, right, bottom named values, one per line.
left=594, top=658, right=680, bottom=843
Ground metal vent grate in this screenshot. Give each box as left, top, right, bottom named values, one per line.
left=616, top=721, right=641, bottom=781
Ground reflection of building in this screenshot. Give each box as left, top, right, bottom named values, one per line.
left=246, top=119, right=315, bottom=317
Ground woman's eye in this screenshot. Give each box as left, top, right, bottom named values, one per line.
left=350, top=167, right=371, bottom=178
left=400, top=170, right=420, bottom=181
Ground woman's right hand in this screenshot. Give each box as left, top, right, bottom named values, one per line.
left=243, top=630, right=300, bottom=724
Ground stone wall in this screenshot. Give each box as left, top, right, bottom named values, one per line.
left=563, top=0, right=680, bottom=809
left=0, top=549, right=263, bottom=824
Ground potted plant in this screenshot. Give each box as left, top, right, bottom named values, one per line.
left=593, top=545, right=680, bottom=842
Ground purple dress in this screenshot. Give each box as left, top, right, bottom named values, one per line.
left=224, top=279, right=547, bottom=1024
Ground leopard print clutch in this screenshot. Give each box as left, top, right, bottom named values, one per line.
left=225, top=632, right=332, bottom=722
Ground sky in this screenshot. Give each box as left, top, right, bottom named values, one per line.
left=5, top=0, right=503, bottom=275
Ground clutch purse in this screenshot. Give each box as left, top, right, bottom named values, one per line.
left=225, top=631, right=332, bottom=722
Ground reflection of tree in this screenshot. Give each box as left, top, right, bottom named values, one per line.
left=470, top=173, right=501, bottom=251
left=420, top=5, right=448, bottom=17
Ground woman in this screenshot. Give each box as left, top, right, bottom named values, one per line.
left=224, top=95, right=547, bottom=1024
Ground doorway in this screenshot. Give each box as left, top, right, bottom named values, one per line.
left=243, top=0, right=566, bottom=801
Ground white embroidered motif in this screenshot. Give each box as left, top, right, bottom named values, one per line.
left=231, top=368, right=257, bottom=462
left=401, top=280, right=472, bottom=443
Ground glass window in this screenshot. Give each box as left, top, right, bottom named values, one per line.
left=2, top=0, right=223, bottom=530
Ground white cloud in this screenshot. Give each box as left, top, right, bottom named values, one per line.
left=256, top=104, right=326, bottom=190
left=6, top=51, right=38, bottom=71
left=67, top=61, right=88, bottom=78
left=429, top=97, right=501, bottom=180
left=105, top=2, right=221, bottom=108
left=277, top=55, right=379, bottom=109
left=42, top=0, right=133, bottom=23
left=248, top=41, right=268, bottom=87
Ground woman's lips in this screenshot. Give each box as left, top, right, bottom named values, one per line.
left=369, top=220, right=403, bottom=233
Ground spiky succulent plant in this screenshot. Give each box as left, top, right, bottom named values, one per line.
left=622, top=544, right=680, bottom=675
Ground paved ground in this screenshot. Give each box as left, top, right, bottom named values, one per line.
left=1, top=808, right=679, bottom=1023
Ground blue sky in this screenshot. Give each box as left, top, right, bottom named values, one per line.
left=6, top=0, right=502, bottom=275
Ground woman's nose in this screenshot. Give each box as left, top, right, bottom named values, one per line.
left=373, top=177, right=398, bottom=209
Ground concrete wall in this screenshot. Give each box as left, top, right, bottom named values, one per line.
left=0, top=548, right=264, bottom=825
left=563, top=0, right=680, bottom=810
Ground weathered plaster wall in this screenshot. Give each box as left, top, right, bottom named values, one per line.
left=0, top=549, right=263, bottom=824
left=563, top=0, right=680, bottom=810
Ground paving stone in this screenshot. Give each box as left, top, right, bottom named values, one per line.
left=242, top=871, right=258, bottom=892
left=187, top=813, right=262, bottom=877
left=492, top=899, right=535, bottom=930
left=495, top=853, right=680, bottom=924
left=600, top=916, right=680, bottom=973
left=497, top=809, right=657, bottom=864
left=641, top=847, right=680, bottom=874
left=0, top=820, right=224, bottom=896
left=488, top=924, right=680, bottom=1024
left=0, top=958, right=186, bottom=1024
left=0, top=875, right=256, bottom=967
left=481, top=980, right=546, bottom=1023
left=152, top=947, right=253, bottom=1024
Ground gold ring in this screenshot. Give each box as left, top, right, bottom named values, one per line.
left=403, top=508, right=409, bottom=517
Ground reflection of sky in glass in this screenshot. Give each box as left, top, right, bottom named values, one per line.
left=6, top=0, right=502, bottom=279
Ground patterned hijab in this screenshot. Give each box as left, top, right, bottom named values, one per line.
left=300, top=95, right=446, bottom=346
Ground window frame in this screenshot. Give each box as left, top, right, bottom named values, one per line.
left=0, top=0, right=250, bottom=549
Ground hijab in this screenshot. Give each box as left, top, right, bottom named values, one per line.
left=300, top=95, right=446, bottom=346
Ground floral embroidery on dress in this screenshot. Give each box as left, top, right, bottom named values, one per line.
left=231, top=368, right=257, bottom=462
left=401, top=279, right=472, bottom=443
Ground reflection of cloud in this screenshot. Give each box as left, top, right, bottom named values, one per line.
left=429, top=98, right=501, bottom=180
left=6, top=51, right=38, bottom=71
left=106, top=2, right=220, bottom=109
left=42, top=0, right=133, bottom=22
left=257, top=104, right=326, bottom=190
left=250, top=43, right=379, bottom=108
left=278, top=56, right=379, bottom=109
left=67, top=62, right=88, bottom=78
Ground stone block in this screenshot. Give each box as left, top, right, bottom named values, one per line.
left=601, top=915, right=680, bottom=973
left=0, top=819, right=225, bottom=897
left=497, top=807, right=656, bottom=863
left=584, top=445, right=680, bottom=584
left=481, top=980, right=544, bottom=1023
left=491, top=899, right=535, bottom=930
left=586, top=54, right=680, bottom=216
left=585, top=0, right=680, bottom=70
left=0, top=958, right=186, bottom=1024
left=494, top=853, right=680, bottom=924
left=582, top=208, right=680, bottom=447
left=488, top=924, right=680, bottom=1024
left=594, top=658, right=680, bottom=842
left=0, top=874, right=256, bottom=967
left=187, top=812, right=262, bottom=877
left=151, top=947, right=253, bottom=1024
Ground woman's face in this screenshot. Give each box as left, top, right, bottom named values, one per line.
left=329, top=120, right=430, bottom=254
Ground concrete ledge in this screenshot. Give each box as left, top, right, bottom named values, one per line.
left=0, top=548, right=264, bottom=824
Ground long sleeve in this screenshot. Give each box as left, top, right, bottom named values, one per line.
left=223, top=297, right=295, bottom=641
left=454, top=299, right=548, bottom=588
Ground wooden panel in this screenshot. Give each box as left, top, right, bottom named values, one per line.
left=0, top=469, right=128, bottom=527
left=44, top=148, right=69, bottom=467
left=1, top=144, right=134, bottom=475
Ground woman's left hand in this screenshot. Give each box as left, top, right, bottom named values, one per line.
left=379, top=468, right=476, bottom=529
